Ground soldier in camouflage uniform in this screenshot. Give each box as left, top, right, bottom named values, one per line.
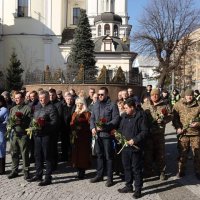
left=172, top=89, right=200, bottom=179
left=142, top=88, right=171, bottom=180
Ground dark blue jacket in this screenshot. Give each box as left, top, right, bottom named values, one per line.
left=90, top=97, right=120, bottom=138
left=118, top=110, right=148, bottom=149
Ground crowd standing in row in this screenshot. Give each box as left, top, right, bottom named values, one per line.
left=0, top=85, right=199, bottom=199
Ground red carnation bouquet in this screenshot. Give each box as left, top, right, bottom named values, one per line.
left=26, top=117, right=45, bottom=139
left=70, top=115, right=87, bottom=144
left=96, top=117, right=107, bottom=128
left=6, top=112, right=24, bottom=139
left=154, top=107, right=168, bottom=128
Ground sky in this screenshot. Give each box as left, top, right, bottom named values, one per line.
left=128, top=0, right=200, bottom=50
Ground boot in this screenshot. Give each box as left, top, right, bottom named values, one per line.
left=0, top=158, right=6, bottom=175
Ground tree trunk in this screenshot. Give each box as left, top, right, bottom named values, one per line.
left=157, top=69, right=167, bottom=89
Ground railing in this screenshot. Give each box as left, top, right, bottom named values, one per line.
left=24, top=67, right=142, bottom=86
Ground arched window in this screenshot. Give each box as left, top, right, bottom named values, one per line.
left=104, top=24, right=110, bottom=35
left=113, top=25, right=118, bottom=37
left=98, top=25, right=102, bottom=36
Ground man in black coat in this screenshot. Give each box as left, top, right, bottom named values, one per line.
left=49, top=88, right=63, bottom=170
left=90, top=87, right=120, bottom=187
left=28, top=90, right=58, bottom=186
left=117, top=99, right=148, bottom=199
left=61, top=93, right=76, bottom=161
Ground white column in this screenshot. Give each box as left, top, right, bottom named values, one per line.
left=45, top=0, right=52, bottom=32
left=28, top=0, right=31, bottom=17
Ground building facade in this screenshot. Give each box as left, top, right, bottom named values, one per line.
left=0, top=0, right=136, bottom=85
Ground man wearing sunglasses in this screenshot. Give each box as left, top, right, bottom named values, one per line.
left=90, top=87, right=120, bottom=187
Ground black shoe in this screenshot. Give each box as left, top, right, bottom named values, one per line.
left=105, top=179, right=113, bottom=187
left=77, top=170, right=85, bottom=179
left=29, top=157, right=35, bottom=164
left=7, top=172, right=18, bottom=179
left=133, top=190, right=142, bottom=199
left=176, top=172, right=185, bottom=179
left=90, top=176, right=103, bottom=183
left=118, top=186, right=133, bottom=193
left=38, top=179, right=51, bottom=186
left=196, top=173, right=200, bottom=180
left=24, top=171, right=31, bottom=180
left=27, top=175, right=43, bottom=182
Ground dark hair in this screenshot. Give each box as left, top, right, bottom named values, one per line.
left=0, top=95, right=7, bottom=108
left=124, top=98, right=136, bottom=108
left=194, top=90, right=199, bottom=95
left=99, top=87, right=108, bottom=94
left=49, top=88, right=56, bottom=94
left=30, top=90, right=38, bottom=96
left=15, top=91, right=25, bottom=98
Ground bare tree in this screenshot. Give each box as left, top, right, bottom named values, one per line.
left=133, top=0, right=200, bottom=88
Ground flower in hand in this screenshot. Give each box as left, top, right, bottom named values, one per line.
left=96, top=117, right=107, bottom=130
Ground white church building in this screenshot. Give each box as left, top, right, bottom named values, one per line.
left=0, top=0, right=137, bottom=83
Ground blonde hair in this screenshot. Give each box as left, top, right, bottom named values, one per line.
left=75, top=98, right=87, bottom=113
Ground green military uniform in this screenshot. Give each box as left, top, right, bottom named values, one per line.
left=173, top=90, right=200, bottom=178
left=142, top=93, right=171, bottom=179
left=8, top=103, right=31, bottom=176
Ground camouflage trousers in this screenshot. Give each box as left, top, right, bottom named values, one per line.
left=177, top=135, right=200, bottom=174
left=143, top=134, right=166, bottom=176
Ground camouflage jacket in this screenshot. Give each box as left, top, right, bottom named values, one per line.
left=172, top=99, right=200, bottom=136
left=142, top=99, right=171, bottom=134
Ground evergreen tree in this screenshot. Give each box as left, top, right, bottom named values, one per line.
left=111, top=67, right=125, bottom=83
left=6, top=50, right=24, bottom=91
left=97, top=66, right=109, bottom=83
left=68, top=9, right=96, bottom=73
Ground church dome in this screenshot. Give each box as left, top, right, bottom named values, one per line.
left=94, top=12, right=122, bottom=24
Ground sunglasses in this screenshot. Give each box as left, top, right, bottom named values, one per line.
left=98, top=94, right=104, bottom=96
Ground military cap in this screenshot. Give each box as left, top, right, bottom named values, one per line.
left=184, top=89, right=194, bottom=96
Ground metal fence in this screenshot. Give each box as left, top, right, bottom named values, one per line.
left=24, top=67, right=142, bottom=86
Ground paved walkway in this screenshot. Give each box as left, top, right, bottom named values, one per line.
left=0, top=124, right=200, bottom=200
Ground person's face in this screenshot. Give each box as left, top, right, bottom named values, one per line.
left=30, top=93, right=38, bottom=102
left=39, top=94, right=49, bottom=106
left=127, top=89, right=133, bottom=97
left=77, top=102, right=83, bottom=110
left=25, top=92, right=30, bottom=100
left=147, top=86, right=152, bottom=91
left=89, top=89, right=95, bottom=98
left=124, top=104, right=135, bottom=115
left=98, top=89, right=107, bottom=102
left=92, top=94, right=98, bottom=102
left=118, top=92, right=122, bottom=100
left=121, top=91, right=128, bottom=99
left=118, top=103, right=124, bottom=110
left=57, top=94, right=62, bottom=99
left=185, top=95, right=193, bottom=103
left=15, top=94, right=24, bottom=105
left=162, top=92, right=168, bottom=97
left=65, top=96, right=73, bottom=105
left=49, top=92, right=57, bottom=101
left=151, top=94, right=159, bottom=103
left=70, top=90, right=75, bottom=96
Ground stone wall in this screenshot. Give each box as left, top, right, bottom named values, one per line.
left=25, top=84, right=145, bottom=101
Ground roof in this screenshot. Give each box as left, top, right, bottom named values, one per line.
left=94, top=12, right=122, bottom=24
left=60, top=28, right=75, bottom=44
left=94, top=36, right=129, bottom=52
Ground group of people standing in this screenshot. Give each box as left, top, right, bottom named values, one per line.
left=0, top=85, right=199, bottom=199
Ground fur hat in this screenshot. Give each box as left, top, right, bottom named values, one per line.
left=150, top=88, right=160, bottom=95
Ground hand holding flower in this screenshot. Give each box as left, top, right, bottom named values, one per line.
left=190, top=122, right=198, bottom=128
